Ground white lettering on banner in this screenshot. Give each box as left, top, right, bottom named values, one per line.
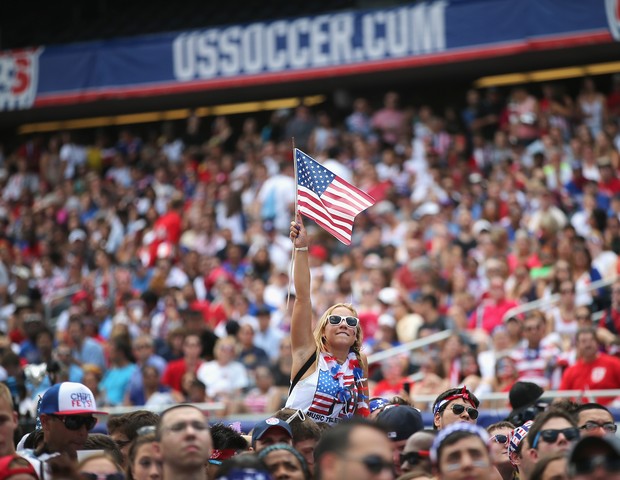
left=330, top=14, right=354, bottom=64
left=0, top=48, right=42, bottom=111
left=220, top=26, right=241, bottom=76
left=171, top=2, right=447, bottom=81
left=288, top=17, right=310, bottom=69
left=265, top=21, right=287, bottom=70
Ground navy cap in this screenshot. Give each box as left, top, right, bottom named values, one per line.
left=251, top=417, right=293, bottom=447
left=377, top=405, right=424, bottom=442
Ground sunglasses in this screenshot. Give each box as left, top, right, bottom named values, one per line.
left=490, top=434, right=509, bottom=445
left=52, top=415, right=97, bottom=431
left=579, top=421, right=618, bottom=433
left=400, top=450, right=430, bottom=465
left=81, top=474, right=125, bottom=480
left=344, top=454, right=393, bottom=474
left=448, top=404, right=479, bottom=420
left=328, top=315, right=359, bottom=328
left=532, top=427, right=579, bottom=448
left=569, top=455, right=620, bottom=476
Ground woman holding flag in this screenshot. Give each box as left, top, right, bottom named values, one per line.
left=285, top=213, right=370, bottom=424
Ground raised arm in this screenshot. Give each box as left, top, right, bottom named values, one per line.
left=289, top=213, right=316, bottom=367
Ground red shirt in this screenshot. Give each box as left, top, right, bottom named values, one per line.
left=559, top=353, right=620, bottom=405
left=467, top=299, right=519, bottom=334
left=161, top=358, right=203, bottom=393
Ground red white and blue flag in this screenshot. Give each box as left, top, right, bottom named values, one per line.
left=295, top=148, right=375, bottom=245
left=308, top=369, right=340, bottom=416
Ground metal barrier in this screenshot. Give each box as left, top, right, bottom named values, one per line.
left=501, top=276, right=614, bottom=323
left=367, top=329, right=453, bottom=365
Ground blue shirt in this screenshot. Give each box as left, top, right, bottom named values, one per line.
left=100, top=363, right=138, bottom=406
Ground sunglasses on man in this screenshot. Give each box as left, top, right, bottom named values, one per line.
left=400, top=450, right=429, bottom=465
left=342, top=454, right=393, bottom=474
left=446, top=403, right=479, bottom=420
left=328, top=315, right=359, bottom=328
left=52, top=415, right=97, bottom=431
left=532, top=427, right=579, bottom=448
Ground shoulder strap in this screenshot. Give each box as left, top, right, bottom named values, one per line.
left=289, top=351, right=317, bottom=396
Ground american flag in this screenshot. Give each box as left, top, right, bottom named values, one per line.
left=308, top=369, right=340, bottom=416
left=295, top=149, right=375, bottom=245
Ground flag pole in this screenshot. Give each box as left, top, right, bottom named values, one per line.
left=292, top=137, right=298, bottom=217
left=287, top=137, right=297, bottom=311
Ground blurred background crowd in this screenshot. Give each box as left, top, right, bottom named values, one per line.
left=0, top=71, right=620, bottom=421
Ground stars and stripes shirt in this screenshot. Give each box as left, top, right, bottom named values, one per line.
left=285, top=351, right=360, bottom=422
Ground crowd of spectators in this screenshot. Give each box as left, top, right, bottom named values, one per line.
left=1, top=73, right=620, bottom=418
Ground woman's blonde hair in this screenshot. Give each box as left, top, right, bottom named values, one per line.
left=312, top=303, right=363, bottom=356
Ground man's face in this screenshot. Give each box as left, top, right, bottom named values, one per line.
left=577, top=409, right=616, bottom=438
left=326, top=425, right=394, bottom=480
left=391, top=439, right=407, bottom=476
left=0, top=396, right=17, bottom=456
left=576, top=333, right=598, bottom=360
left=156, top=407, right=212, bottom=471
left=255, top=428, right=293, bottom=453
left=132, top=340, right=153, bottom=363
left=434, top=400, right=478, bottom=429
left=263, top=449, right=306, bottom=480
left=182, top=336, right=202, bottom=360
left=294, top=438, right=317, bottom=475
left=438, top=437, right=492, bottom=480
left=532, top=417, right=577, bottom=457
left=401, top=433, right=433, bottom=474
left=523, top=319, right=544, bottom=346
left=487, top=427, right=512, bottom=467
left=41, top=414, right=92, bottom=459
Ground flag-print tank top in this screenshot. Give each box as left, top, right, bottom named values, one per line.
left=285, top=351, right=368, bottom=425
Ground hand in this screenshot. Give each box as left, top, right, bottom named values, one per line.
left=290, top=213, right=308, bottom=249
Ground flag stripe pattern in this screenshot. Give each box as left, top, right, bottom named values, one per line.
left=308, top=369, right=340, bottom=416
left=295, top=148, right=375, bottom=245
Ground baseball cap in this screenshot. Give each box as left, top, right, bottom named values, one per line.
left=39, top=382, right=107, bottom=416
left=568, top=435, right=620, bottom=476
left=377, top=405, right=424, bottom=442
left=251, top=417, right=293, bottom=446
left=506, top=382, right=546, bottom=427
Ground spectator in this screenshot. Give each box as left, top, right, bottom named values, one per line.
left=527, top=409, right=579, bottom=459
left=161, top=333, right=203, bottom=394
left=107, top=410, right=159, bottom=464
left=432, top=387, right=480, bottom=430
left=258, top=443, right=311, bottom=480
left=251, top=417, right=293, bottom=453
left=99, top=337, right=137, bottom=407
left=487, top=421, right=516, bottom=480
left=430, top=423, right=495, bottom=480
left=575, top=403, right=617, bottom=438
left=559, top=327, right=620, bottom=405
left=376, top=405, right=424, bottom=476
left=126, top=432, right=161, bottom=480
left=400, top=430, right=434, bottom=475
left=0, top=383, right=17, bottom=457
left=314, top=418, right=393, bottom=480
left=154, top=405, right=212, bottom=480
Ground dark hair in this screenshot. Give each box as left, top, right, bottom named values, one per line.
left=211, top=423, right=249, bottom=451
left=259, top=443, right=311, bottom=480
left=551, top=399, right=580, bottom=416
left=527, top=408, right=577, bottom=451
left=273, top=408, right=321, bottom=442
left=575, top=326, right=598, bottom=344
left=84, top=433, right=124, bottom=467
left=421, top=293, right=438, bottom=309
left=314, top=418, right=387, bottom=480
left=108, top=410, right=160, bottom=442
left=435, top=431, right=488, bottom=471
left=432, top=387, right=480, bottom=429
left=22, top=429, right=44, bottom=450
left=529, top=452, right=565, bottom=480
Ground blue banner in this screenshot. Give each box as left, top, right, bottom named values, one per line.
left=0, top=0, right=615, bottom=112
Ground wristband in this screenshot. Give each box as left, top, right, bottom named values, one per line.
left=295, top=247, right=309, bottom=251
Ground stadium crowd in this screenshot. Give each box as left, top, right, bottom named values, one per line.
left=0, top=73, right=620, bottom=478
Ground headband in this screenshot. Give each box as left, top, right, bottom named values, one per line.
left=433, top=386, right=476, bottom=415
left=430, top=422, right=490, bottom=464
